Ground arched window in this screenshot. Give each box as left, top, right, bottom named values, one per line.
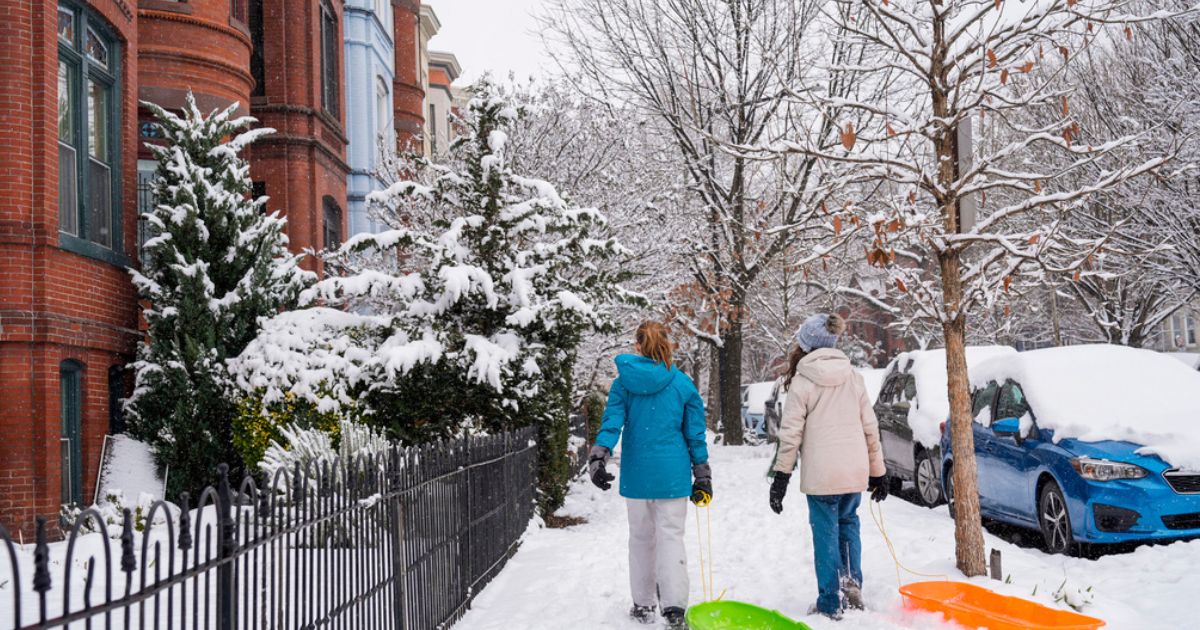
left=60, top=360, right=83, bottom=505
left=323, top=196, right=343, bottom=250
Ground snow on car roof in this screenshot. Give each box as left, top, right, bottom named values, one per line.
left=1164, top=352, right=1200, bottom=370
left=972, top=345, right=1200, bottom=469
left=890, top=346, right=1018, bottom=448
left=856, top=368, right=886, bottom=406
left=744, top=381, right=774, bottom=414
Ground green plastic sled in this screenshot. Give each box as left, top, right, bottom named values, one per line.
left=685, top=601, right=812, bottom=630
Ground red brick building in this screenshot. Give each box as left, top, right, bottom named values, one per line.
left=0, top=0, right=430, bottom=535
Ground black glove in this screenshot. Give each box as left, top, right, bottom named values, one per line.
left=588, top=446, right=614, bottom=491
left=691, top=463, right=713, bottom=506
left=868, top=475, right=888, bottom=503
left=769, top=472, right=791, bottom=514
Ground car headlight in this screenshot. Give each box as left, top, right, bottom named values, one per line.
left=1071, top=457, right=1148, bottom=481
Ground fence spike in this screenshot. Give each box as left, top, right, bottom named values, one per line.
left=120, top=509, right=136, bottom=576
left=178, top=492, right=193, bottom=552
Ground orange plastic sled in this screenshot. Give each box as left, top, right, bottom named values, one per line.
left=900, top=581, right=1105, bottom=630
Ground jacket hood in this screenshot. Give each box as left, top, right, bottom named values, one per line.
left=615, top=354, right=677, bottom=395
left=795, top=348, right=853, bottom=387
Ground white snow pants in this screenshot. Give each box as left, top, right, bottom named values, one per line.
left=626, top=498, right=689, bottom=610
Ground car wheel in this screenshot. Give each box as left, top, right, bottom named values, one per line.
left=914, top=449, right=944, bottom=507
left=1038, top=482, right=1074, bottom=555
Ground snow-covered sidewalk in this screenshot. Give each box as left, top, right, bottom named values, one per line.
left=456, top=443, right=1200, bottom=629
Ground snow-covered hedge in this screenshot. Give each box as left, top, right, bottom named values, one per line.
left=230, top=85, right=635, bottom=483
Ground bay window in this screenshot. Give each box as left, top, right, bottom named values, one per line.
left=58, top=2, right=122, bottom=257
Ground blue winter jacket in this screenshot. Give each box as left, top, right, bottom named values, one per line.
left=595, top=354, right=709, bottom=499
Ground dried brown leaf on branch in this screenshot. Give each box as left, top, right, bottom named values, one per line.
left=841, top=122, right=856, bottom=150
left=1062, top=96, right=1069, bottom=116
left=896, top=278, right=908, bottom=293
left=1019, top=61, right=1034, bottom=73
left=1028, top=233, right=1041, bottom=245
left=833, top=215, right=843, bottom=235
left=1001, top=69, right=1010, bottom=85
left=987, top=48, right=998, bottom=68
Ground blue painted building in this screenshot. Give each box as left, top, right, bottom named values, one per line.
left=343, top=0, right=396, bottom=235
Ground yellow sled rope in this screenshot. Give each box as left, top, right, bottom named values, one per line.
left=693, top=496, right=722, bottom=602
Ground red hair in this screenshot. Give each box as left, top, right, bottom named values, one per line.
left=636, top=321, right=673, bottom=367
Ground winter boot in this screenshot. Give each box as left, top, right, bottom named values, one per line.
left=841, top=578, right=864, bottom=611
left=662, top=607, right=687, bottom=629
left=807, top=603, right=843, bottom=621
left=630, top=605, right=656, bottom=625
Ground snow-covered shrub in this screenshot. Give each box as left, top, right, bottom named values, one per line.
left=259, top=420, right=392, bottom=548
left=60, top=490, right=178, bottom=539
left=126, top=92, right=314, bottom=499
left=232, top=391, right=347, bottom=469
left=231, top=83, right=636, bottom=514
left=259, top=419, right=391, bottom=479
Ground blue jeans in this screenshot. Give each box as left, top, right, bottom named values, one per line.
left=806, top=493, right=863, bottom=614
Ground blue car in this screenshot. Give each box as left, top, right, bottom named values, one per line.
left=940, top=345, right=1200, bottom=555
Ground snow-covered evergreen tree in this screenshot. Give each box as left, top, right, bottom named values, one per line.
left=127, top=93, right=315, bottom=498
left=233, top=85, right=633, bottom=514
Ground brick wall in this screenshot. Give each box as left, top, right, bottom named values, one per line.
left=0, top=0, right=140, bottom=537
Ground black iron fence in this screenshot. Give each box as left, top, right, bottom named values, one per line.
left=0, top=428, right=537, bottom=630
left=567, top=413, right=590, bottom=476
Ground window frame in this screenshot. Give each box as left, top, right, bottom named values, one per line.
left=971, top=381, right=1000, bottom=424
left=57, top=1, right=125, bottom=266
left=995, top=380, right=1034, bottom=425
left=322, top=196, right=343, bottom=251
left=319, top=1, right=340, bottom=119
left=60, top=360, right=84, bottom=506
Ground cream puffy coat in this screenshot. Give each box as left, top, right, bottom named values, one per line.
left=771, top=348, right=886, bottom=495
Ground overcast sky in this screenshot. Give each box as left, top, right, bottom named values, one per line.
left=425, top=0, right=558, bottom=85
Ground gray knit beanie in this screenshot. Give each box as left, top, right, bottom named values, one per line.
left=795, top=314, right=845, bottom=353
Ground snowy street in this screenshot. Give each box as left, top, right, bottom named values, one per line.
left=456, top=443, right=1200, bottom=630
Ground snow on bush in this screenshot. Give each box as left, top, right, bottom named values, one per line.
left=889, top=346, right=1018, bottom=448
left=61, top=489, right=178, bottom=539
left=230, top=84, right=635, bottom=441
left=260, top=419, right=392, bottom=480
left=126, top=92, right=314, bottom=497
left=972, top=345, right=1200, bottom=469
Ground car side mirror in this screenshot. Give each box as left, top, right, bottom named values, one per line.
left=992, top=417, right=1020, bottom=437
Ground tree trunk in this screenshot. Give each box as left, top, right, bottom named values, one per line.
left=718, top=321, right=746, bottom=446
left=940, top=252, right=988, bottom=577
left=707, top=344, right=721, bottom=432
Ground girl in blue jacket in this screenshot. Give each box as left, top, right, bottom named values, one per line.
left=588, top=321, right=711, bottom=628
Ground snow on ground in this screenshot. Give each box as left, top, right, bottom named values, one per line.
left=95, top=434, right=164, bottom=503
left=456, top=443, right=1200, bottom=630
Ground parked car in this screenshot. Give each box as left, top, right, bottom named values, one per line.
left=941, top=345, right=1200, bottom=555
left=876, top=347, right=1016, bottom=507
left=1164, top=352, right=1200, bottom=371
left=763, top=376, right=787, bottom=443
left=741, top=381, right=774, bottom=439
